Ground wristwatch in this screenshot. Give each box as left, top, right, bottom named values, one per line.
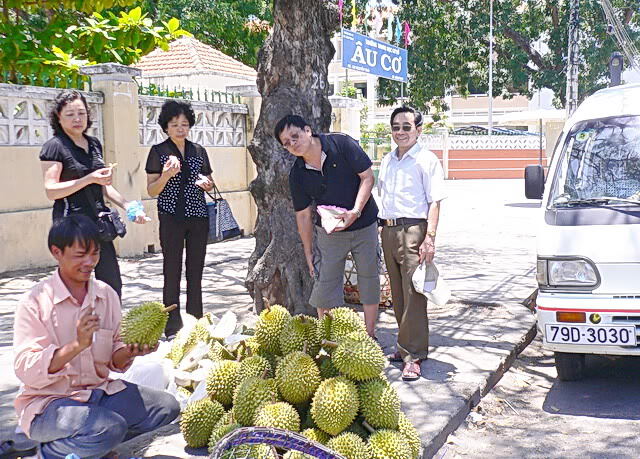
left=352, top=208, right=362, bottom=218
left=427, top=230, right=437, bottom=238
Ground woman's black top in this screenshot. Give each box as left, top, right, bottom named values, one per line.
left=39, top=133, right=109, bottom=220
left=145, top=138, right=212, bottom=219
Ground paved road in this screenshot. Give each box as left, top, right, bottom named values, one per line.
left=436, top=336, right=640, bottom=459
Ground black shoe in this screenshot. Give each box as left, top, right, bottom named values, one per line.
left=0, top=439, right=38, bottom=459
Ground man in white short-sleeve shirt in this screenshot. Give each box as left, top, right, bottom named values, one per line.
left=378, top=106, right=446, bottom=381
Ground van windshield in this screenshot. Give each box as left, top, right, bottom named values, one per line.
left=549, top=115, right=640, bottom=207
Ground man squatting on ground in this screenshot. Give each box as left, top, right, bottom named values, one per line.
left=378, top=106, right=446, bottom=381
left=275, top=115, right=380, bottom=338
left=13, top=215, right=180, bottom=459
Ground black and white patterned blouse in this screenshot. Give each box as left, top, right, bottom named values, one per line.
left=145, top=138, right=213, bottom=219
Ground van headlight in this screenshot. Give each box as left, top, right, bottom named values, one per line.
left=537, top=257, right=599, bottom=289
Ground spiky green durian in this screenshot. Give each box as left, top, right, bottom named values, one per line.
left=206, top=360, right=241, bottom=406
left=276, top=352, right=321, bottom=404
left=368, top=429, right=413, bottom=459
left=318, top=307, right=366, bottom=342
left=316, top=355, right=340, bottom=380
left=208, top=341, right=235, bottom=361
left=177, top=386, right=193, bottom=399
left=254, top=305, right=291, bottom=355
left=330, top=331, right=386, bottom=381
left=168, top=326, right=190, bottom=366
left=232, top=376, right=278, bottom=426
left=327, top=432, right=371, bottom=459
left=121, top=301, right=170, bottom=347
left=310, top=376, right=359, bottom=436
left=358, top=379, right=400, bottom=429
left=279, top=315, right=321, bottom=357
left=301, top=428, right=329, bottom=445
left=180, top=398, right=225, bottom=448
left=398, top=412, right=421, bottom=459
left=239, top=355, right=272, bottom=381
left=207, top=422, right=242, bottom=454
left=254, top=401, right=301, bottom=432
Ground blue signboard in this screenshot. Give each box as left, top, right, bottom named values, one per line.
left=341, top=28, right=408, bottom=82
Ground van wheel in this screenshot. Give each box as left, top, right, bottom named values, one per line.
left=554, top=352, right=585, bottom=381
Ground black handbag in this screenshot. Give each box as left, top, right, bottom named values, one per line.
left=83, top=187, right=127, bottom=242
left=206, top=183, right=241, bottom=243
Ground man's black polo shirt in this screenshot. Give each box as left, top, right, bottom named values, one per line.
left=288, top=133, right=378, bottom=231
left=39, top=133, right=109, bottom=220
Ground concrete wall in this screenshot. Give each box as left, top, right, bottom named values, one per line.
left=0, top=64, right=257, bottom=274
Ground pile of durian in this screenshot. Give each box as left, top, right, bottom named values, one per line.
left=166, top=305, right=421, bottom=459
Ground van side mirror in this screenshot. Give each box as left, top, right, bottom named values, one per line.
left=524, top=165, right=545, bottom=199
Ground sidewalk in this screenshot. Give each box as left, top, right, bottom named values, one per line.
left=0, top=179, right=538, bottom=458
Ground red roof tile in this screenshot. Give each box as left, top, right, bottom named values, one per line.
left=137, top=37, right=257, bottom=79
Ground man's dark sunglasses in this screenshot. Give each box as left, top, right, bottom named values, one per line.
left=391, top=124, right=416, bottom=132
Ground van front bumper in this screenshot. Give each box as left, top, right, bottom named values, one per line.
left=537, top=293, right=640, bottom=356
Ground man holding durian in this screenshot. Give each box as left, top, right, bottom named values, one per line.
left=13, top=215, right=179, bottom=459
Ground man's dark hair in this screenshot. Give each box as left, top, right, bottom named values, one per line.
left=49, top=90, right=93, bottom=135
left=48, top=215, right=101, bottom=253
left=274, top=114, right=310, bottom=145
left=158, top=100, right=196, bottom=134
left=390, top=105, right=423, bottom=128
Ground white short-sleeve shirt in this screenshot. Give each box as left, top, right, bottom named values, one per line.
left=378, top=142, right=446, bottom=219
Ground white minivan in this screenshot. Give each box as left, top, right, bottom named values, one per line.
left=525, top=83, right=640, bottom=381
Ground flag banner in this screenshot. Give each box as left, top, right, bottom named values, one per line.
left=403, top=21, right=412, bottom=46
left=341, top=28, right=408, bottom=82
left=351, top=0, right=357, bottom=28
left=338, top=0, right=344, bottom=23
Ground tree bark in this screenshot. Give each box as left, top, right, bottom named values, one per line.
left=245, top=0, right=339, bottom=315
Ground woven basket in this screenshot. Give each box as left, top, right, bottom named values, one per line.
left=343, top=252, right=392, bottom=307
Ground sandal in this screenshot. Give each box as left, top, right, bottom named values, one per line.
left=402, top=361, right=422, bottom=381
left=386, top=351, right=403, bottom=362
left=0, top=439, right=38, bottom=459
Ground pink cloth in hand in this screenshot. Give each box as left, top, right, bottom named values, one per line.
left=317, top=205, right=348, bottom=234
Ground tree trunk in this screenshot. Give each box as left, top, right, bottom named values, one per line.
left=245, top=0, right=339, bottom=315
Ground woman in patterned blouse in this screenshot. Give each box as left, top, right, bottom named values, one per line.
left=145, top=100, right=215, bottom=338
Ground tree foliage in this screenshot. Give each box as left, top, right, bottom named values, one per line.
left=377, top=0, right=640, bottom=112
left=139, top=0, right=273, bottom=69
left=0, top=2, right=188, bottom=85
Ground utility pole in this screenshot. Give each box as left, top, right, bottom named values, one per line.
left=565, top=0, right=580, bottom=117
left=488, top=0, right=494, bottom=136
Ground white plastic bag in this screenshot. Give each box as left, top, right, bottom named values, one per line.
left=117, top=357, right=173, bottom=391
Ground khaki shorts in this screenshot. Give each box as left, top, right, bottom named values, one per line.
left=310, top=222, right=381, bottom=308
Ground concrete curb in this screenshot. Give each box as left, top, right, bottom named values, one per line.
left=422, top=321, right=538, bottom=458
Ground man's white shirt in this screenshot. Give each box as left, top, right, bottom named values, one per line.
left=378, top=142, right=447, bottom=219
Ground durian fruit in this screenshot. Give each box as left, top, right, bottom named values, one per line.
left=358, top=379, right=401, bottom=429
left=206, top=360, right=241, bottom=406
left=238, top=355, right=272, bottom=382
left=208, top=341, right=235, bottom=361
left=367, top=429, right=413, bottom=459
left=310, top=376, right=359, bottom=436
left=207, top=422, right=242, bottom=453
left=329, top=331, right=386, bottom=381
left=279, top=315, right=321, bottom=357
left=326, top=432, right=371, bottom=459
left=254, top=401, right=301, bottom=432
left=254, top=304, right=291, bottom=355
left=235, top=336, right=263, bottom=360
left=180, top=398, right=225, bottom=448
left=275, top=351, right=321, bottom=404
left=232, top=376, right=278, bottom=426
left=121, top=302, right=173, bottom=347
left=300, top=427, right=329, bottom=445
left=282, top=452, right=313, bottom=459
left=168, top=326, right=190, bottom=367
left=317, top=355, right=340, bottom=380
left=318, top=307, right=366, bottom=342
left=398, top=412, right=421, bottom=459
left=177, top=386, right=193, bottom=399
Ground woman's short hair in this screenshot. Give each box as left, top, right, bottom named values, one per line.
left=158, top=100, right=196, bottom=134
left=48, top=215, right=101, bottom=253
left=49, top=90, right=93, bottom=135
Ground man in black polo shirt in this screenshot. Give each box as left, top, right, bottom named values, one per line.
left=275, top=114, right=380, bottom=338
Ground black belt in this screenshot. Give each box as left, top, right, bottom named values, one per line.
left=379, top=217, right=427, bottom=227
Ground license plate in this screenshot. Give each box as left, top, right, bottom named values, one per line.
left=545, top=324, right=637, bottom=346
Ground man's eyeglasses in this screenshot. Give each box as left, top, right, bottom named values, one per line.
left=391, top=124, right=414, bottom=132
